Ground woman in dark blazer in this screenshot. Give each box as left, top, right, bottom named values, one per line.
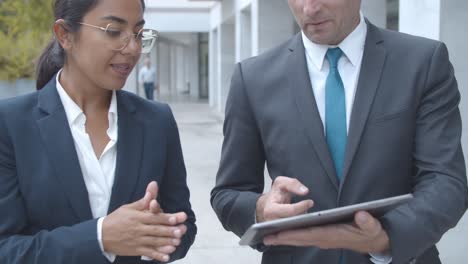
left=0, top=0, right=196, bottom=263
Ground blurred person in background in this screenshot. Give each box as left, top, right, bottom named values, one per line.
left=139, top=56, right=158, bottom=101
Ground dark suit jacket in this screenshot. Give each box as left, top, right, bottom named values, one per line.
left=0, top=77, right=196, bottom=263
left=211, top=21, right=468, bottom=264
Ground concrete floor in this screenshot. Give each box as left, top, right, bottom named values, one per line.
left=168, top=101, right=468, bottom=264
left=169, top=101, right=262, bottom=264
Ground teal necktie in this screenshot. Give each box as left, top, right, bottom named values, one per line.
left=325, top=48, right=347, bottom=181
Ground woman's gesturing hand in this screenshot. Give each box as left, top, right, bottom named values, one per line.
left=102, top=182, right=188, bottom=262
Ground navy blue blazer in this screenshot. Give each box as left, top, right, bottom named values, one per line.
left=0, top=77, right=196, bottom=263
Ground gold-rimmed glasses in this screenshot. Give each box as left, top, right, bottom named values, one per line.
left=78, top=22, right=158, bottom=53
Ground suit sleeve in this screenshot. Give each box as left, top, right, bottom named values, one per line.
left=157, top=105, right=197, bottom=262
left=210, top=63, right=266, bottom=243
left=381, top=43, right=468, bottom=264
left=0, top=111, right=108, bottom=264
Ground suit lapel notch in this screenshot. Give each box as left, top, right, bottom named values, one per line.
left=288, top=34, right=340, bottom=190
left=340, top=24, right=387, bottom=187
left=36, top=81, right=93, bottom=221
left=108, top=92, right=144, bottom=213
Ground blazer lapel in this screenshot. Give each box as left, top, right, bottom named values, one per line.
left=107, top=92, right=144, bottom=213
left=340, top=22, right=387, bottom=186
left=36, top=78, right=93, bottom=221
left=288, top=34, right=339, bottom=190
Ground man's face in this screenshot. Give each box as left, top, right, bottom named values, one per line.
left=288, top=0, right=361, bottom=45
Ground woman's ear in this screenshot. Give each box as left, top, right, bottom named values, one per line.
left=53, top=19, right=73, bottom=51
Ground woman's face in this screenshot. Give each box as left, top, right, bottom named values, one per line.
left=68, top=0, right=145, bottom=91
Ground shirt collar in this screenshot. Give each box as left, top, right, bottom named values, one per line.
left=55, top=69, right=118, bottom=141
left=55, top=70, right=85, bottom=127
left=302, top=12, right=367, bottom=70
left=107, top=92, right=118, bottom=141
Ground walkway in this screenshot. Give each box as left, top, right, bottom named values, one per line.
left=169, top=101, right=262, bottom=264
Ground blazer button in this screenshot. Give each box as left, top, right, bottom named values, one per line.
left=409, top=258, right=417, bottom=264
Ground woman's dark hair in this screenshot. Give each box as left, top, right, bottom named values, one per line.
left=36, top=0, right=146, bottom=90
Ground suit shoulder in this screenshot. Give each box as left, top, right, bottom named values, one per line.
left=0, top=92, right=38, bottom=117
left=378, top=28, right=442, bottom=53
left=239, top=35, right=296, bottom=75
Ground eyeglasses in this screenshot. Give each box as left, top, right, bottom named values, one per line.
left=78, top=22, right=158, bottom=54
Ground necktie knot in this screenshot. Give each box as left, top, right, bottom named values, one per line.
left=326, top=48, right=343, bottom=69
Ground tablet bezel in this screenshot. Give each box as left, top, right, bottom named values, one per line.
left=239, top=193, right=413, bottom=246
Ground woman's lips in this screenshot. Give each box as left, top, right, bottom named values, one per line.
left=111, top=63, right=132, bottom=76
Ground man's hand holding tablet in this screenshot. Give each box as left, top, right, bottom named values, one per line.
left=247, top=176, right=413, bottom=255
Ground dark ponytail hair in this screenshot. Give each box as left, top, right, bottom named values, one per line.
left=36, top=0, right=146, bottom=90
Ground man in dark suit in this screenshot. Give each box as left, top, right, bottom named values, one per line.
left=211, top=0, right=468, bottom=263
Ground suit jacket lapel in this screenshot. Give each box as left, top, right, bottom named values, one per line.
left=36, top=78, right=93, bottom=221
left=107, top=92, right=144, bottom=213
left=340, top=22, right=387, bottom=187
left=288, top=34, right=340, bottom=190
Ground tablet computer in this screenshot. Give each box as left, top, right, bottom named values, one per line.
left=239, top=193, right=413, bottom=246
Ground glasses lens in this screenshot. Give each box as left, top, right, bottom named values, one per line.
left=104, top=27, right=157, bottom=52
left=140, top=29, right=157, bottom=53
left=102, top=25, right=127, bottom=51
left=118, top=34, right=132, bottom=51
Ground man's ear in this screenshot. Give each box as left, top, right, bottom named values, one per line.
left=53, top=19, right=73, bottom=51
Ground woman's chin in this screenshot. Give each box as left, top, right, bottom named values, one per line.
left=104, top=79, right=127, bottom=91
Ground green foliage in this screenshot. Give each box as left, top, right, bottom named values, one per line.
left=0, top=0, right=53, bottom=81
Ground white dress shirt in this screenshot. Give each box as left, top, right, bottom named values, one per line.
left=56, top=71, right=119, bottom=262
left=302, top=13, right=366, bottom=133
left=56, top=71, right=154, bottom=262
left=302, top=13, right=391, bottom=264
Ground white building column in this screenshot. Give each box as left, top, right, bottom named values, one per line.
left=235, top=4, right=252, bottom=62
left=360, top=0, right=387, bottom=28
left=158, top=41, right=171, bottom=98
left=400, top=3, right=468, bottom=262
left=399, top=1, right=441, bottom=40
left=169, top=44, right=178, bottom=99
left=252, top=0, right=295, bottom=56
left=440, top=1, right=468, bottom=168
left=219, top=21, right=235, bottom=113
left=188, top=36, right=200, bottom=99
left=399, top=0, right=468, bottom=153
left=439, top=1, right=468, bottom=117
left=209, top=28, right=219, bottom=107
left=175, top=45, right=186, bottom=94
